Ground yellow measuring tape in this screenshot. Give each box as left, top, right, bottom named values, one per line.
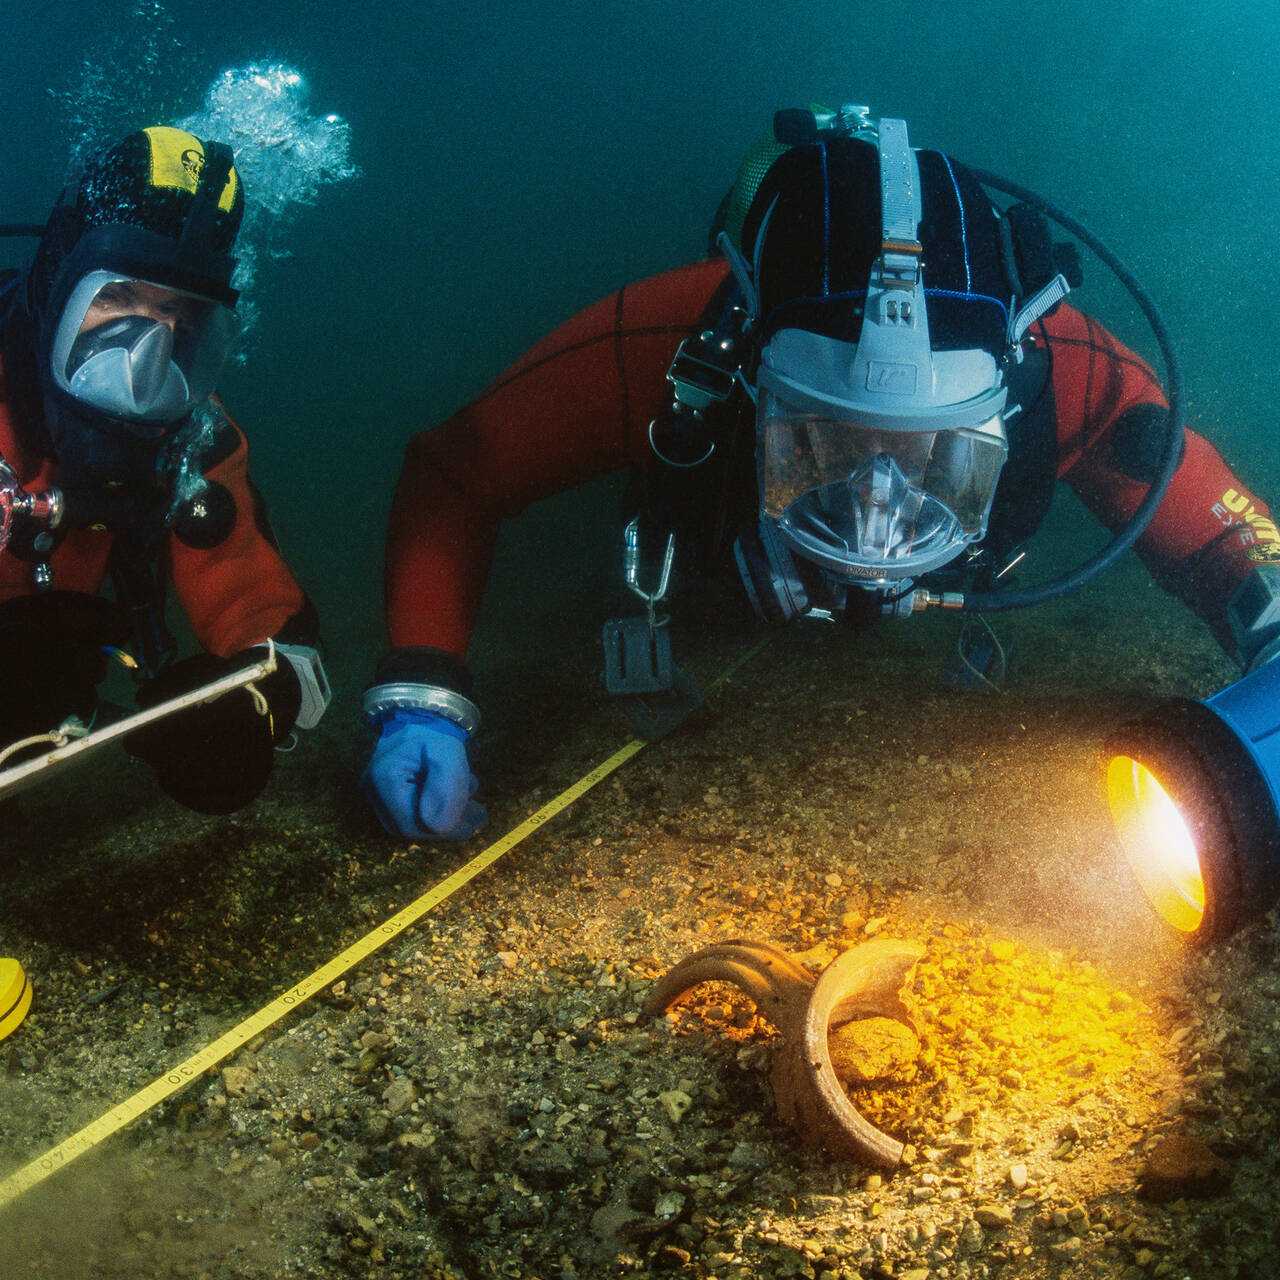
left=0, top=637, right=765, bottom=1209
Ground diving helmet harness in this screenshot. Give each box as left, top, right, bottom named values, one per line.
left=603, top=104, right=1189, bottom=734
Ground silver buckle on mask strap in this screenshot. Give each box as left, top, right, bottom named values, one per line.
left=1007, top=272, right=1071, bottom=355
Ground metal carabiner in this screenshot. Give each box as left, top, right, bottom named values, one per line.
left=623, top=516, right=675, bottom=631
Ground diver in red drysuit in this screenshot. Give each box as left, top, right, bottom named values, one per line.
left=0, top=390, right=307, bottom=656
left=0, top=125, right=329, bottom=814
left=362, top=112, right=1276, bottom=840
left=382, top=266, right=1273, bottom=658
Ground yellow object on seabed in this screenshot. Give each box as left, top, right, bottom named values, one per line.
left=0, top=958, right=31, bottom=1041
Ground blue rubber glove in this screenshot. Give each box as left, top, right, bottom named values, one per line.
left=361, top=707, right=488, bottom=839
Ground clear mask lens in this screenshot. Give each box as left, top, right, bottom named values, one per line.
left=758, top=390, right=1007, bottom=579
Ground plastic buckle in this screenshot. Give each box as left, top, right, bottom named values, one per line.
left=276, top=643, right=332, bottom=730
left=602, top=615, right=674, bottom=694
left=880, top=241, right=922, bottom=285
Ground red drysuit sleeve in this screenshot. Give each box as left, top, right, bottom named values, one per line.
left=168, top=414, right=308, bottom=657
left=385, top=259, right=731, bottom=656
left=1042, top=304, right=1277, bottom=644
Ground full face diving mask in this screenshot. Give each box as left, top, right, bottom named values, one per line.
left=47, top=268, right=240, bottom=431
left=35, top=132, right=243, bottom=436
left=752, top=118, right=1011, bottom=585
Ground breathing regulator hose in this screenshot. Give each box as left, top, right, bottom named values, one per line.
left=958, top=169, right=1186, bottom=613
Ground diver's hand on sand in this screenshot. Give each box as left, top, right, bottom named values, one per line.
left=361, top=707, right=487, bottom=840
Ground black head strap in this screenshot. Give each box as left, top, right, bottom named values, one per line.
left=180, top=141, right=236, bottom=250
left=999, top=202, right=1084, bottom=298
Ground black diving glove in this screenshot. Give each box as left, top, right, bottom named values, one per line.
left=0, top=591, right=131, bottom=742
left=124, top=649, right=302, bottom=814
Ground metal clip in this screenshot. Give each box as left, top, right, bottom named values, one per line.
left=603, top=519, right=703, bottom=736
left=604, top=519, right=676, bottom=696
left=625, top=518, right=674, bottom=620
left=666, top=334, right=738, bottom=413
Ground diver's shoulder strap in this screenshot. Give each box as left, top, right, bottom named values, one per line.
left=981, top=344, right=1058, bottom=568
left=635, top=272, right=755, bottom=569
left=646, top=271, right=747, bottom=466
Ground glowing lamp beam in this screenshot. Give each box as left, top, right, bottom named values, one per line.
left=1106, top=754, right=1205, bottom=934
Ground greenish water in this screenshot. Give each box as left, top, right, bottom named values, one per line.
left=0, top=0, right=1276, bottom=695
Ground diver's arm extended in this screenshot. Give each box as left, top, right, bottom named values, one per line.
left=383, top=259, right=730, bottom=657
left=1043, top=305, right=1275, bottom=649
left=148, top=409, right=331, bottom=811
left=366, top=260, right=728, bottom=840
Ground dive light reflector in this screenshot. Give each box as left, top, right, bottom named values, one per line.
left=1106, top=754, right=1206, bottom=934
left=1105, top=659, right=1280, bottom=944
